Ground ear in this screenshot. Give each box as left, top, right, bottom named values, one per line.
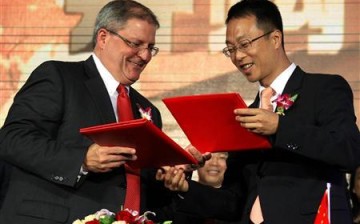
left=96, top=28, right=109, bottom=49
left=271, top=30, right=283, bottom=49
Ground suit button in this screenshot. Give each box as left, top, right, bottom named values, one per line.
left=52, top=175, right=64, bottom=182
left=286, top=143, right=299, bottom=150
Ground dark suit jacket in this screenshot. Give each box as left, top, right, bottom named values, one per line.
left=175, top=66, right=360, bottom=224
left=0, top=56, right=172, bottom=223
left=0, top=160, right=11, bottom=209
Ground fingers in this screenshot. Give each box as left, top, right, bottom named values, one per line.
left=202, top=152, right=212, bottom=163
left=186, top=145, right=203, bottom=161
left=163, top=167, right=188, bottom=192
left=189, top=152, right=212, bottom=170
left=234, top=108, right=279, bottom=135
left=156, top=166, right=170, bottom=181
left=234, top=108, right=261, bottom=130
left=234, top=107, right=255, bottom=114
left=84, top=144, right=137, bottom=173
left=156, top=166, right=189, bottom=192
left=186, top=145, right=211, bottom=164
left=175, top=164, right=191, bottom=171
left=156, top=169, right=165, bottom=181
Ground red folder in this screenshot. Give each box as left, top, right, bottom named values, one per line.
left=80, top=118, right=198, bottom=169
left=163, top=93, right=271, bottom=153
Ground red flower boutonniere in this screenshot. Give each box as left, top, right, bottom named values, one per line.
left=137, top=104, right=152, bottom=121
left=273, top=93, right=298, bottom=116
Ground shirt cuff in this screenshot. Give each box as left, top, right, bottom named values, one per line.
left=77, top=165, right=88, bottom=182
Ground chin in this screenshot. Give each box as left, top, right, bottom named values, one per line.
left=124, top=73, right=140, bottom=84
left=245, top=75, right=260, bottom=83
left=245, top=77, right=257, bottom=83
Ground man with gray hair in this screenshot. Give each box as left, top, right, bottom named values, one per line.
left=0, top=1, right=171, bottom=223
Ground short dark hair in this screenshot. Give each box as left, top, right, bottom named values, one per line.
left=92, top=0, right=160, bottom=48
left=226, top=0, right=284, bottom=47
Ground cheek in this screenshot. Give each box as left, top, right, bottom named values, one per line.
left=354, top=185, right=360, bottom=197
left=106, top=46, right=123, bottom=63
left=355, top=183, right=360, bottom=192
left=255, top=55, right=272, bottom=76
left=197, top=169, right=206, bottom=177
left=230, top=57, right=237, bottom=66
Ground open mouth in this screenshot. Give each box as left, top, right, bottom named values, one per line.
left=240, top=63, right=253, bottom=70
left=130, top=60, right=146, bottom=69
left=207, top=169, right=220, bottom=175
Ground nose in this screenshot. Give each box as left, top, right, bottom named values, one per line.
left=137, top=48, right=152, bottom=61
left=234, top=48, right=247, bottom=60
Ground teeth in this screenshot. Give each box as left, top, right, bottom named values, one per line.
left=131, top=60, right=144, bottom=67
left=242, top=63, right=252, bottom=69
left=208, top=170, right=219, bottom=174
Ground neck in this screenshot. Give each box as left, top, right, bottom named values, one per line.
left=260, top=57, right=291, bottom=87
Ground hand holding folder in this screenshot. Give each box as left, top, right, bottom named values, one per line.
left=163, top=93, right=271, bottom=153
left=80, top=118, right=198, bottom=169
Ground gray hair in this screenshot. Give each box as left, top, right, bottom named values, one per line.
left=92, top=0, right=160, bottom=48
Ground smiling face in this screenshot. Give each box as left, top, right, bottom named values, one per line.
left=197, top=152, right=228, bottom=188
left=225, top=15, right=288, bottom=87
left=95, top=18, right=157, bottom=85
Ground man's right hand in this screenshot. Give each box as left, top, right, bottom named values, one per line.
left=155, top=144, right=212, bottom=192
left=83, top=143, right=137, bottom=173
left=156, top=166, right=189, bottom=192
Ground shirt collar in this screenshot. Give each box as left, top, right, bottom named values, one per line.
left=92, top=53, right=119, bottom=97
left=92, top=53, right=130, bottom=96
left=259, top=63, right=296, bottom=97
left=258, top=63, right=296, bottom=111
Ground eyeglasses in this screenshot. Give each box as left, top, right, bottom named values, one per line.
left=106, top=29, right=159, bottom=57
left=222, top=31, right=273, bottom=57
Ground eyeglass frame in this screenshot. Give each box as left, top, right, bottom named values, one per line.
left=222, top=30, right=274, bottom=57
left=105, top=29, right=159, bottom=57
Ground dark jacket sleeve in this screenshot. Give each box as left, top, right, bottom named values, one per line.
left=172, top=151, right=251, bottom=221
left=0, top=61, right=90, bottom=187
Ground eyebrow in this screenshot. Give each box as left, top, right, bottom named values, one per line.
left=127, top=37, right=156, bottom=47
left=225, top=40, right=232, bottom=45
left=235, top=34, right=248, bottom=43
left=225, top=34, right=248, bottom=45
left=111, top=30, right=156, bottom=47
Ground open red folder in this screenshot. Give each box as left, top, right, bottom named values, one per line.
left=80, top=118, right=198, bottom=169
left=163, top=93, right=271, bottom=153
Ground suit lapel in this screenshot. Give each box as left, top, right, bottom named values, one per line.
left=83, top=56, right=116, bottom=124
left=251, top=66, right=304, bottom=109
left=281, top=66, right=304, bottom=96
left=250, top=94, right=260, bottom=108
left=129, top=88, right=142, bottom=120
left=271, top=66, right=304, bottom=114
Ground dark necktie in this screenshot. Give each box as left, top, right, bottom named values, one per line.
left=117, top=84, right=141, bottom=212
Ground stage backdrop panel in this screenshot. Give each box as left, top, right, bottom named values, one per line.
left=0, top=0, right=359, bottom=147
